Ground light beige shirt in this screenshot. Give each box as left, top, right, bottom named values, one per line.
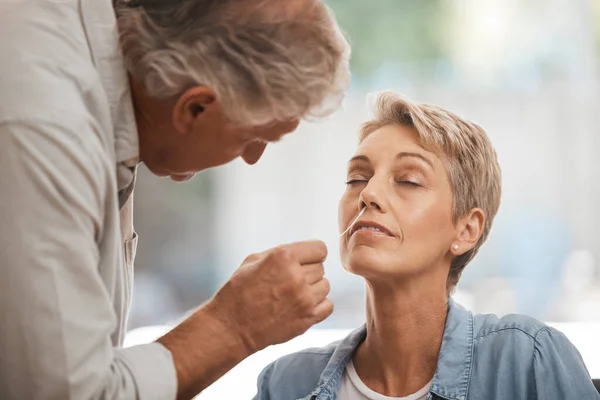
left=0, top=0, right=177, bottom=398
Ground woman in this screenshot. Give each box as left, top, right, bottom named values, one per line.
left=254, top=92, right=598, bottom=400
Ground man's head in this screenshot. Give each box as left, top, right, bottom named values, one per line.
left=116, top=0, right=350, bottom=180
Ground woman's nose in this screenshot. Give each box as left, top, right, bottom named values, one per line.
left=358, top=179, right=385, bottom=212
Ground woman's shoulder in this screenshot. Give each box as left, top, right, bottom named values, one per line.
left=472, top=311, right=553, bottom=340
left=468, top=312, right=596, bottom=399
left=470, top=312, right=578, bottom=359
left=255, top=341, right=341, bottom=400
left=255, top=327, right=366, bottom=400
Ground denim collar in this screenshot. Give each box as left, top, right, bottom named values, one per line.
left=429, top=298, right=474, bottom=400
left=300, top=298, right=474, bottom=400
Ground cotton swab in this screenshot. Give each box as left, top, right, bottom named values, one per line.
left=339, top=207, right=366, bottom=237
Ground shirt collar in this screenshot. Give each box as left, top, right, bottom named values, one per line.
left=305, top=297, right=474, bottom=400
left=429, top=297, right=474, bottom=400
left=80, top=0, right=139, bottom=166
left=302, top=325, right=366, bottom=400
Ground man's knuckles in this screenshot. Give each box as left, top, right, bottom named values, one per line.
left=267, top=245, right=295, bottom=267
left=242, top=253, right=261, bottom=264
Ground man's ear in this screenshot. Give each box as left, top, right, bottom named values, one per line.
left=452, top=208, right=485, bottom=255
left=172, top=86, right=216, bottom=134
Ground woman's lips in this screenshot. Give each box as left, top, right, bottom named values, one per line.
left=350, top=220, right=394, bottom=237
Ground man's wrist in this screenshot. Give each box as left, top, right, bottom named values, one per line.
left=201, top=296, right=254, bottom=358
left=156, top=299, right=252, bottom=399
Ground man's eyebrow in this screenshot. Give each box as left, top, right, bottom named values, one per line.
left=396, top=152, right=434, bottom=169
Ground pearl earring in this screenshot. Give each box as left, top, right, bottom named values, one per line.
left=452, top=244, right=459, bottom=251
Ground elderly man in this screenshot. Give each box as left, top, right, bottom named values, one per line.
left=0, top=0, right=350, bottom=398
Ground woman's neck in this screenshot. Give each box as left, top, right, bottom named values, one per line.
left=353, top=276, right=448, bottom=397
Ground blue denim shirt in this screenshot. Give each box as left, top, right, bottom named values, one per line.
left=255, top=298, right=598, bottom=400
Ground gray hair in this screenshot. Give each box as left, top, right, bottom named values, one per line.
left=115, top=0, right=351, bottom=126
left=361, top=91, right=502, bottom=292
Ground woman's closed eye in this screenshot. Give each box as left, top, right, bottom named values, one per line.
left=396, top=179, right=421, bottom=187
left=345, top=178, right=368, bottom=185
left=345, top=177, right=423, bottom=187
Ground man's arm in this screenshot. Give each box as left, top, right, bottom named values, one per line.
left=0, top=119, right=176, bottom=399
left=0, top=119, right=334, bottom=400
left=158, top=242, right=334, bottom=399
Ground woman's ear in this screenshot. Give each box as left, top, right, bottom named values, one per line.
left=172, top=86, right=216, bottom=134
left=451, top=208, right=485, bottom=255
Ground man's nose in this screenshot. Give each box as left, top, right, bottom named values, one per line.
left=241, top=141, right=268, bottom=165
left=281, top=118, right=301, bottom=134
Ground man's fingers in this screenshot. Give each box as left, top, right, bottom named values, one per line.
left=312, top=299, right=334, bottom=324
left=285, top=240, right=327, bottom=264
left=310, top=277, right=331, bottom=304
left=303, top=263, right=325, bottom=285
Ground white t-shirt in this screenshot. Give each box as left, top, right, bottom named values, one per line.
left=337, top=361, right=433, bottom=400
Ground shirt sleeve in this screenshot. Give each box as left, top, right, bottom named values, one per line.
left=533, top=327, right=599, bottom=400
left=0, top=119, right=177, bottom=400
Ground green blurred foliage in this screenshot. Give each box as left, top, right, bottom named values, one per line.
left=326, top=0, right=450, bottom=80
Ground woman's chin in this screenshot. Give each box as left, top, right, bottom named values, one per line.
left=343, top=251, right=399, bottom=277
left=341, top=247, right=430, bottom=281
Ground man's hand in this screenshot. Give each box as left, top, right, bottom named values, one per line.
left=157, top=240, right=333, bottom=400
left=213, top=240, right=333, bottom=353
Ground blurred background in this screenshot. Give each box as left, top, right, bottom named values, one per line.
left=132, top=0, right=600, bottom=330
left=128, top=1, right=600, bottom=393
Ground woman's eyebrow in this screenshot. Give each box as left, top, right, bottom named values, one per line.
left=347, top=155, right=370, bottom=165
left=396, top=152, right=434, bottom=169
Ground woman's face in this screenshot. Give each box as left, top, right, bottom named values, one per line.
left=338, top=124, right=460, bottom=282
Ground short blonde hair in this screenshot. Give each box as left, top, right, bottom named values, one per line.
left=116, top=0, right=350, bottom=126
left=361, top=91, right=502, bottom=290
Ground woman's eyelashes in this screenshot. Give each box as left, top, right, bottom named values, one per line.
left=396, top=179, right=422, bottom=187
left=345, top=169, right=370, bottom=185
left=345, top=178, right=368, bottom=185
left=344, top=176, right=423, bottom=187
